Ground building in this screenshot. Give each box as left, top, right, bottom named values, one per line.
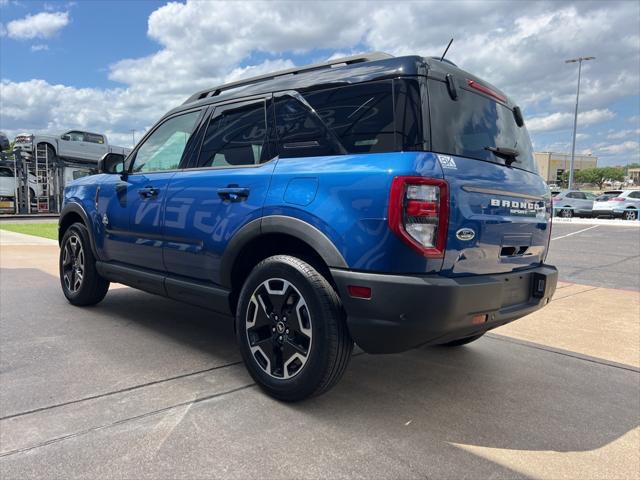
left=628, top=168, right=640, bottom=185
left=534, top=152, right=597, bottom=184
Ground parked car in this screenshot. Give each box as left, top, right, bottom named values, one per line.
left=592, top=190, right=640, bottom=220
left=0, top=166, right=42, bottom=203
left=552, top=190, right=597, bottom=217
left=13, top=131, right=131, bottom=162
left=57, top=53, right=557, bottom=401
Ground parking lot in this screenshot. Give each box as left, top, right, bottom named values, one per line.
left=0, top=222, right=638, bottom=479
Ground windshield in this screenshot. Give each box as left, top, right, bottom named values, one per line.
left=428, top=79, right=537, bottom=173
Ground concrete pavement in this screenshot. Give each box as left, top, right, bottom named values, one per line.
left=0, top=229, right=638, bottom=479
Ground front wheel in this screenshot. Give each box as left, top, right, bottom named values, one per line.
left=59, top=222, right=110, bottom=306
left=236, top=255, right=353, bottom=401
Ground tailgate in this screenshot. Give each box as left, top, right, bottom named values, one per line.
left=439, top=155, right=551, bottom=276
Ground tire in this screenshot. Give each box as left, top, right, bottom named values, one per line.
left=45, top=144, right=57, bottom=161
left=29, top=188, right=36, bottom=205
left=59, top=222, right=110, bottom=306
left=623, top=209, right=637, bottom=220
left=440, top=333, right=485, bottom=347
left=560, top=208, right=573, bottom=218
left=235, top=255, right=353, bottom=401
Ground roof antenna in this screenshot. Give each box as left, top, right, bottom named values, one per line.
left=440, top=38, right=453, bottom=62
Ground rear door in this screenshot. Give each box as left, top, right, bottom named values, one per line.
left=427, top=78, right=551, bottom=276
left=162, top=96, right=276, bottom=284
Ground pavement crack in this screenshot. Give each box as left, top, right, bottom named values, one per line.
left=550, top=286, right=599, bottom=302
left=0, top=383, right=255, bottom=459
left=0, top=361, right=243, bottom=422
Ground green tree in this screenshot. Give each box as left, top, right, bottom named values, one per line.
left=574, top=167, right=625, bottom=189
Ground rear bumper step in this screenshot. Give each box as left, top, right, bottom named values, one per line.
left=331, top=265, right=558, bottom=353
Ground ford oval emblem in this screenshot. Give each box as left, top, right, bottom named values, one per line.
left=456, top=228, right=475, bottom=241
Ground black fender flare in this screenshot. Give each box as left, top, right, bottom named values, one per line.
left=59, top=202, right=99, bottom=258
left=219, top=215, right=348, bottom=289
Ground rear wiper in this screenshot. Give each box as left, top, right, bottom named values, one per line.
left=485, top=146, right=519, bottom=166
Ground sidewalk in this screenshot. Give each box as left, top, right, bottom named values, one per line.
left=0, top=229, right=57, bottom=246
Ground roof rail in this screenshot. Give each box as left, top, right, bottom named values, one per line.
left=183, top=52, right=394, bottom=105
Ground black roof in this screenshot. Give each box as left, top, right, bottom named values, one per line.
left=168, top=52, right=513, bottom=117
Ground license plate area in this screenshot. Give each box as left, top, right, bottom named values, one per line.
left=501, top=273, right=531, bottom=307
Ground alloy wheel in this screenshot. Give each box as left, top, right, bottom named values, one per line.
left=624, top=210, right=637, bottom=220
left=62, top=234, right=85, bottom=293
left=245, top=278, right=313, bottom=379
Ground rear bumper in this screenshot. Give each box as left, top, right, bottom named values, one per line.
left=331, top=265, right=558, bottom=353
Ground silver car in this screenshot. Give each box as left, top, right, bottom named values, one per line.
left=592, top=190, right=640, bottom=220
left=552, top=190, right=597, bottom=218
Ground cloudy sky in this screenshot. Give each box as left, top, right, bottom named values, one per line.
left=1, top=0, right=638, bottom=166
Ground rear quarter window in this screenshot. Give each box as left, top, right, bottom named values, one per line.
left=428, top=79, right=537, bottom=173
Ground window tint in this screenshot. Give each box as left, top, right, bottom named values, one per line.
left=428, top=79, right=537, bottom=173
left=65, top=131, right=84, bottom=142
left=628, top=191, right=640, bottom=199
left=132, top=111, right=200, bottom=173
left=585, top=192, right=596, bottom=200
left=274, top=94, right=341, bottom=158
left=197, top=100, right=268, bottom=168
left=84, top=133, right=105, bottom=144
left=0, top=167, right=13, bottom=177
left=303, top=81, right=395, bottom=154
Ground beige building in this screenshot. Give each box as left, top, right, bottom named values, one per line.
left=628, top=168, right=640, bottom=185
left=534, top=152, right=597, bottom=184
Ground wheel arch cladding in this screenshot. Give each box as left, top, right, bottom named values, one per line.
left=221, top=216, right=348, bottom=310
left=58, top=202, right=98, bottom=256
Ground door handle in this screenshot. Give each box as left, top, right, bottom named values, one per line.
left=138, top=186, right=159, bottom=198
left=217, top=186, right=250, bottom=202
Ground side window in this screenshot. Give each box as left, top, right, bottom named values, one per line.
left=628, top=191, right=640, bottom=199
left=274, top=95, right=341, bottom=159
left=131, top=111, right=200, bottom=173
left=585, top=192, right=596, bottom=200
left=575, top=192, right=586, bottom=200
left=197, top=100, right=268, bottom=168
left=66, top=131, right=84, bottom=142
left=84, top=133, right=105, bottom=144
left=303, top=81, right=396, bottom=154
left=0, top=167, right=12, bottom=177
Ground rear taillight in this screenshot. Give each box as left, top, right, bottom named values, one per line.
left=552, top=198, right=560, bottom=203
left=611, top=197, right=625, bottom=202
left=388, top=176, right=449, bottom=258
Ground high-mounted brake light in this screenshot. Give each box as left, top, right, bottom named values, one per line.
left=388, top=177, right=449, bottom=258
left=467, top=79, right=507, bottom=103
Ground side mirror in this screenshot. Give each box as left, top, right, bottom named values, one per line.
left=98, top=152, right=126, bottom=176
left=61, top=134, right=71, bottom=141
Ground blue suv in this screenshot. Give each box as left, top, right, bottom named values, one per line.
left=58, top=53, right=558, bottom=401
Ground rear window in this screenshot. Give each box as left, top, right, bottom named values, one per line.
left=428, top=79, right=537, bottom=173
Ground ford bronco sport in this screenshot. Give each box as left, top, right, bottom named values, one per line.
left=58, top=53, right=558, bottom=401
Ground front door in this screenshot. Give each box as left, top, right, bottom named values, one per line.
left=163, top=97, right=276, bottom=284
left=97, top=109, right=202, bottom=271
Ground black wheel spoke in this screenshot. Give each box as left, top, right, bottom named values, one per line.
left=245, top=278, right=312, bottom=380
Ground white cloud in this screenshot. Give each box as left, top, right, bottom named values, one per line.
left=5, top=11, right=69, bottom=40
left=30, top=44, right=49, bottom=52
left=1, top=0, right=638, bottom=167
left=607, top=129, right=640, bottom=140
left=527, top=109, right=615, bottom=132
left=598, top=141, right=640, bottom=154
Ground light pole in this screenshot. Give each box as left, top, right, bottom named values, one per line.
left=565, top=56, right=595, bottom=190
left=130, top=129, right=136, bottom=148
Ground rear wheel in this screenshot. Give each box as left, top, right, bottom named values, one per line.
left=59, top=222, right=110, bottom=306
left=236, top=255, right=353, bottom=401
left=560, top=208, right=573, bottom=218
left=440, top=333, right=485, bottom=347
left=623, top=209, right=637, bottom=220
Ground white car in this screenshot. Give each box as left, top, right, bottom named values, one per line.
left=13, top=130, right=131, bottom=162
left=592, top=190, right=640, bottom=220
left=0, top=166, right=42, bottom=200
